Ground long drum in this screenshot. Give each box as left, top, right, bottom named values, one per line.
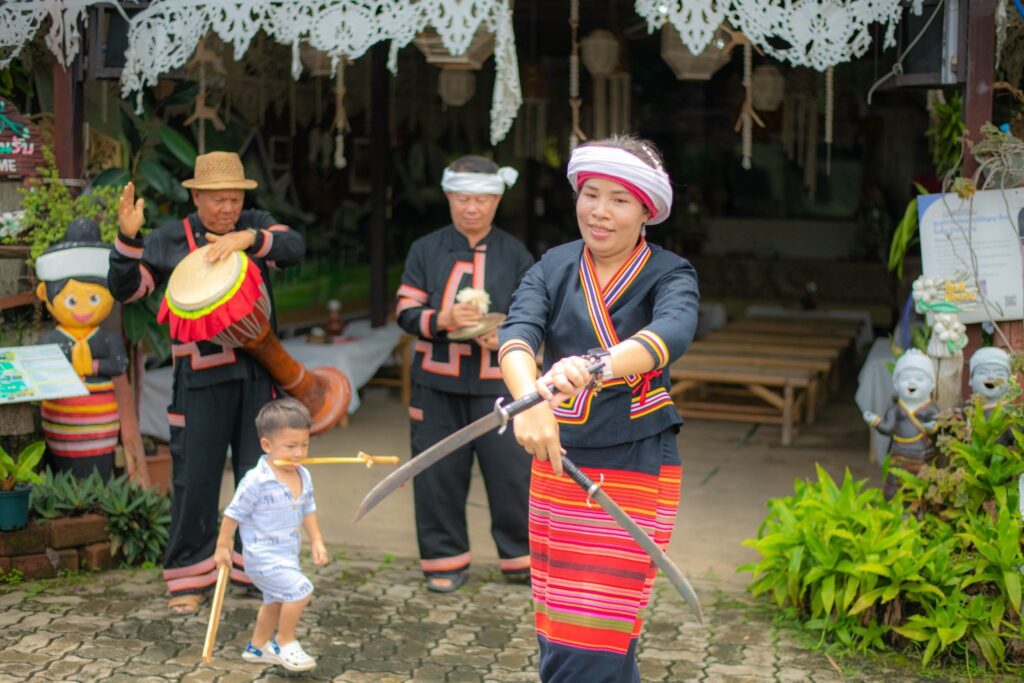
left=159, top=245, right=350, bottom=433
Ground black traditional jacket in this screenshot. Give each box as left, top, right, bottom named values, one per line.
left=396, top=225, right=534, bottom=396
left=500, top=238, right=699, bottom=449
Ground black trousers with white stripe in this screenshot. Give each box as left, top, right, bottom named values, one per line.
left=163, top=364, right=274, bottom=595
left=409, top=384, right=531, bottom=577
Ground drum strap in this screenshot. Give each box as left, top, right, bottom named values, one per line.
left=183, top=217, right=198, bottom=252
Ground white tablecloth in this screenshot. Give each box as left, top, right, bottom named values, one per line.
left=139, top=320, right=404, bottom=440
left=854, top=338, right=896, bottom=465
left=744, top=305, right=874, bottom=352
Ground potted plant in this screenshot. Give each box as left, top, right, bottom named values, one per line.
left=0, top=440, right=44, bottom=530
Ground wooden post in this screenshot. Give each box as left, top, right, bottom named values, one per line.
left=959, top=0, right=1020, bottom=388
left=369, top=43, right=390, bottom=328
left=52, top=58, right=85, bottom=184
left=962, top=0, right=995, bottom=178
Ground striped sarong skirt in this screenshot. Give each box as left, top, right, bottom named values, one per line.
left=529, top=429, right=681, bottom=682
left=41, top=389, right=120, bottom=464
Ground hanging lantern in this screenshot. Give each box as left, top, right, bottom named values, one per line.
left=751, top=65, right=785, bottom=112
left=660, top=24, right=731, bottom=81
left=580, top=30, right=619, bottom=78
left=414, top=27, right=495, bottom=70
left=438, top=69, right=476, bottom=107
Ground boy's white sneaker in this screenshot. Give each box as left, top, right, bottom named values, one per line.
left=277, top=640, right=316, bottom=672
left=241, top=637, right=281, bottom=665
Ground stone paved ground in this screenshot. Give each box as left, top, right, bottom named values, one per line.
left=0, top=551, right=1007, bottom=682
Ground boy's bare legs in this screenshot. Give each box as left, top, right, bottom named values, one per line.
left=252, top=602, right=281, bottom=649
left=276, top=594, right=312, bottom=645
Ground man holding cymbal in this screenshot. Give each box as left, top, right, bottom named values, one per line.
left=108, top=151, right=304, bottom=614
left=395, top=155, right=534, bottom=592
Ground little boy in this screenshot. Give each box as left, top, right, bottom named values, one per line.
left=214, top=398, right=328, bottom=672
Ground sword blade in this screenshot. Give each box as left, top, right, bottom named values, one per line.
left=563, top=458, right=703, bottom=624
left=353, top=410, right=504, bottom=522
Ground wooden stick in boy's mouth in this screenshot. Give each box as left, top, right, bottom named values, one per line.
left=274, top=452, right=401, bottom=468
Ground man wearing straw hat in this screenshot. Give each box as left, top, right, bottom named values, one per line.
left=109, top=151, right=305, bottom=614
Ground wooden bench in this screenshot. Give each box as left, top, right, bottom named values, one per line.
left=676, top=351, right=831, bottom=415
left=689, top=339, right=843, bottom=390
left=706, top=329, right=853, bottom=350
left=726, top=317, right=863, bottom=338
left=668, top=360, right=818, bottom=445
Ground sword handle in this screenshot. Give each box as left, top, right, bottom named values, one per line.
left=500, top=361, right=606, bottom=421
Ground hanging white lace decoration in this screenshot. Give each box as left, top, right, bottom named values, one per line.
left=824, top=66, right=834, bottom=175
left=334, top=60, right=349, bottom=170
left=635, top=1, right=919, bottom=72
left=634, top=0, right=726, bottom=56
left=728, top=0, right=907, bottom=71
left=121, top=1, right=521, bottom=146
left=1, top=0, right=132, bottom=70
left=568, top=0, right=587, bottom=152
left=0, top=2, right=49, bottom=69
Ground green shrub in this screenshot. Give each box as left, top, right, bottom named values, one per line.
left=28, top=467, right=171, bottom=567
left=99, top=476, right=171, bottom=567
left=741, top=390, right=1024, bottom=671
left=14, top=148, right=121, bottom=264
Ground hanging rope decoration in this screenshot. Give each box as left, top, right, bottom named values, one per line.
left=733, top=41, right=764, bottom=170
left=824, top=66, right=834, bottom=175
left=568, top=0, right=587, bottom=151
left=184, top=37, right=226, bottom=155
left=333, top=60, right=350, bottom=170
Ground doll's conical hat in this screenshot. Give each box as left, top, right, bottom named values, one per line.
left=35, top=218, right=112, bottom=284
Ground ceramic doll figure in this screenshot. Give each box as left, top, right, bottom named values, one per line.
left=967, top=346, right=1014, bottom=446
left=35, top=218, right=127, bottom=480
left=863, top=349, right=940, bottom=499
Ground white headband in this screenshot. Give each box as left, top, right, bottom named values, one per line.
left=566, top=145, right=673, bottom=225
left=441, top=167, right=519, bottom=195
left=36, top=245, right=111, bottom=282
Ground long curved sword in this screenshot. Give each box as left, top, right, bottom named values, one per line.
left=353, top=363, right=703, bottom=622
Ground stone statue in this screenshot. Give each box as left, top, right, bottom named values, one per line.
left=863, top=349, right=940, bottom=499
left=967, top=346, right=1014, bottom=447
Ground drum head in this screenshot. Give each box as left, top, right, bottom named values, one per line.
left=166, top=246, right=243, bottom=312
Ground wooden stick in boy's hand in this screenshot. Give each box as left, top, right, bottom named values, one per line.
left=202, top=563, right=231, bottom=663
left=274, top=452, right=400, bottom=468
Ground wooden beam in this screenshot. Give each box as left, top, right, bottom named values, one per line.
left=369, top=42, right=390, bottom=328
left=963, top=0, right=995, bottom=177
left=52, top=58, right=84, bottom=184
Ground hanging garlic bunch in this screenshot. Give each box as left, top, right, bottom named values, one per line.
left=928, top=312, right=967, bottom=358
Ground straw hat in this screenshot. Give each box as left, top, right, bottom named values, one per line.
left=181, top=151, right=258, bottom=190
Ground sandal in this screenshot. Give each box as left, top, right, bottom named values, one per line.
left=168, top=593, right=206, bottom=615
left=426, top=572, right=469, bottom=593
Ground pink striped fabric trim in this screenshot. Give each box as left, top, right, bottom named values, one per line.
left=164, top=556, right=216, bottom=580
left=419, top=310, right=435, bottom=338
left=254, top=230, right=273, bottom=258
left=124, top=264, right=155, bottom=304
left=115, top=236, right=143, bottom=259
left=421, top=552, right=471, bottom=573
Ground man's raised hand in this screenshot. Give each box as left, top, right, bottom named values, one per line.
left=118, top=182, right=146, bottom=238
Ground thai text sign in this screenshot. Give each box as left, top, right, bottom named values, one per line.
left=0, top=345, right=88, bottom=404
left=0, top=98, right=44, bottom=178
left=919, top=188, right=1024, bottom=324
